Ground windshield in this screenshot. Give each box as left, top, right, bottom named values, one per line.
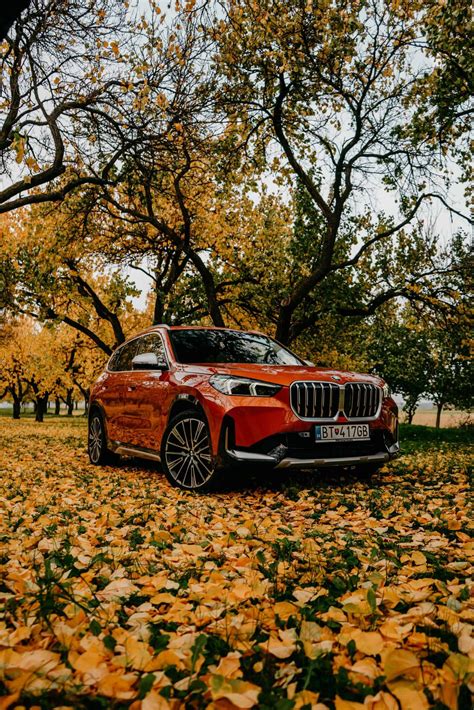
left=169, top=329, right=303, bottom=365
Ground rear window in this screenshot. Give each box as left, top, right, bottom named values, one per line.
left=168, top=329, right=302, bottom=365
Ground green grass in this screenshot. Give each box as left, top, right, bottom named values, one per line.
left=400, top=422, right=473, bottom=453
left=0, top=407, right=87, bottom=420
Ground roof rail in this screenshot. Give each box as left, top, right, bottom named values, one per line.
left=155, top=323, right=170, bottom=329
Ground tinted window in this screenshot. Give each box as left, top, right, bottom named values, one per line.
left=108, top=339, right=139, bottom=371
left=136, top=333, right=166, bottom=361
left=108, top=349, right=122, bottom=372
left=169, top=329, right=303, bottom=365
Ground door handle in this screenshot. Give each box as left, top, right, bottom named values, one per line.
left=127, top=385, right=137, bottom=392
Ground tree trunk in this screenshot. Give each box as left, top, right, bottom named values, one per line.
left=55, top=398, right=61, bottom=415
left=33, top=386, right=49, bottom=422
left=407, top=403, right=418, bottom=425
left=66, top=388, right=74, bottom=416
left=12, top=398, right=21, bottom=419
left=35, top=395, right=48, bottom=422
left=275, top=303, right=293, bottom=345
left=153, top=290, right=165, bottom=325
left=186, top=249, right=226, bottom=327
left=77, top=385, right=90, bottom=415
left=435, top=402, right=443, bottom=429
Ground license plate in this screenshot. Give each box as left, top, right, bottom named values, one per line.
left=315, top=423, right=370, bottom=442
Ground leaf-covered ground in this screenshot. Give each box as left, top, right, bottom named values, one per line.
left=0, top=419, right=472, bottom=710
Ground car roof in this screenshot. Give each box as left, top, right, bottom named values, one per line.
left=129, top=325, right=265, bottom=338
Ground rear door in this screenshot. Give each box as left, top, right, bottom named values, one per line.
left=104, top=339, right=139, bottom=443
left=121, top=332, right=171, bottom=450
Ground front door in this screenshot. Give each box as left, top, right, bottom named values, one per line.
left=120, top=333, right=170, bottom=450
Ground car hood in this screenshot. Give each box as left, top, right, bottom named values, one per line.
left=178, top=363, right=383, bottom=388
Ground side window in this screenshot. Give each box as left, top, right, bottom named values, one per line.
left=108, top=348, right=122, bottom=372
left=110, top=340, right=139, bottom=372
left=136, top=333, right=167, bottom=362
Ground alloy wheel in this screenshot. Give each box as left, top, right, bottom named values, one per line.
left=164, top=417, right=214, bottom=489
left=89, top=416, right=103, bottom=464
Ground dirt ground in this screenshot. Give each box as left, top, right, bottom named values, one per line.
left=400, top=408, right=472, bottom=428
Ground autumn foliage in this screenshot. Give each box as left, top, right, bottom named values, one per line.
left=0, top=1, right=472, bottom=707
left=0, top=419, right=472, bottom=708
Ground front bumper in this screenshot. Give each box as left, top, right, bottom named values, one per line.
left=198, top=382, right=399, bottom=468
left=222, top=420, right=400, bottom=470
left=226, top=443, right=399, bottom=469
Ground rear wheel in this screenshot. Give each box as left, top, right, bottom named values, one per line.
left=161, top=410, right=219, bottom=491
left=88, top=411, right=117, bottom=465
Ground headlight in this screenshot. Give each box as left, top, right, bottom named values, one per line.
left=382, top=383, right=391, bottom=398
left=210, top=374, right=282, bottom=397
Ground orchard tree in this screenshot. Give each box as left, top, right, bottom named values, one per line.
left=0, top=318, right=31, bottom=418
left=427, top=317, right=473, bottom=428
left=0, top=208, right=145, bottom=354
left=416, top=0, right=473, bottom=143
left=0, top=0, right=136, bottom=214
left=0, top=318, right=106, bottom=421
left=367, top=308, right=432, bottom=423
left=41, top=5, right=291, bottom=333
left=214, top=0, right=470, bottom=343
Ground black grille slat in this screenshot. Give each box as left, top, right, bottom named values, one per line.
left=290, top=381, right=381, bottom=420
left=344, top=383, right=380, bottom=419
left=290, top=381, right=339, bottom=419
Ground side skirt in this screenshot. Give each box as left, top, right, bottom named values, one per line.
left=113, top=443, right=161, bottom=463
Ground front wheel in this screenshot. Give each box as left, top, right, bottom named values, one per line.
left=161, top=410, right=219, bottom=491
left=88, top=411, right=117, bottom=465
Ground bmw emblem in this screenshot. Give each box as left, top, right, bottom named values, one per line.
left=331, top=375, right=342, bottom=381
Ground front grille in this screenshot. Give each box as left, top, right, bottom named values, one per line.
left=290, top=381, right=381, bottom=420
left=345, top=383, right=381, bottom=419
left=290, top=381, right=340, bottom=419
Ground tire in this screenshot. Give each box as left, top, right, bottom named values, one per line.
left=88, top=411, right=118, bottom=465
left=161, top=410, right=219, bottom=491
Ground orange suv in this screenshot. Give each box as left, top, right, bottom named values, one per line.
left=88, top=326, right=399, bottom=490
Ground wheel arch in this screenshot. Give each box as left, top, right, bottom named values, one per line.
left=88, top=400, right=107, bottom=422
left=88, top=400, right=113, bottom=448
left=167, top=394, right=207, bottom=424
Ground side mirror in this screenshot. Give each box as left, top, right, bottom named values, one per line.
left=132, top=352, right=168, bottom=370
left=304, top=360, right=315, bottom=367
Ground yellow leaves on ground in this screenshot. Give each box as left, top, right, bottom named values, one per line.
left=207, top=675, right=260, bottom=707
left=383, top=649, right=420, bottom=681
left=0, top=418, right=472, bottom=708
